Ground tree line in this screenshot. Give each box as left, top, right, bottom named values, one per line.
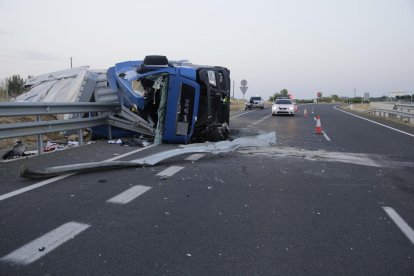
left=0, top=74, right=26, bottom=100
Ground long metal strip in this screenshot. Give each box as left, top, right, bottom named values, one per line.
left=0, top=102, right=120, bottom=116
left=0, top=115, right=108, bottom=139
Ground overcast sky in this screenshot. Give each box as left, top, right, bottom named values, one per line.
left=0, top=0, right=413, bottom=99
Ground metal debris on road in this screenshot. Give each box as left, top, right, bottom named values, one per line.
left=19, top=133, right=263, bottom=178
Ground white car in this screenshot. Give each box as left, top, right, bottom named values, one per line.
left=249, top=96, right=264, bottom=109
left=272, top=98, right=295, bottom=116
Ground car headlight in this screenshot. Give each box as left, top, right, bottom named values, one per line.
left=289, top=106, right=294, bottom=110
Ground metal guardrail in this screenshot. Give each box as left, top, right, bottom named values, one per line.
left=0, top=102, right=121, bottom=154
left=394, top=103, right=414, bottom=109
left=364, top=108, right=414, bottom=123
left=0, top=102, right=120, bottom=116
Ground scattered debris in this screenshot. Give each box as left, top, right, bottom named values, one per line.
left=106, top=137, right=150, bottom=147
left=237, top=147, right=383, bottom=168
left=19, top=136, right=245, bottom=178
left=124, top=138, right=150, bottom=147
left=2, top=140, right=26, bottom=160
left=108, top=139, right=122, bottom=144
left=44, top=141, right=65, bottom=152
left=67, top=141, right=79, bottom=147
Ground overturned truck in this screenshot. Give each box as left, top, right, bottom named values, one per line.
left=18, top=55, right=231, bottom=144
left=108, top=56, right=230, bottom=143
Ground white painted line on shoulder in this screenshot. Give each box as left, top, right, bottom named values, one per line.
left=0, top=145, right=156, bottom=202
left=105, top=144, right=157, bottom=161
left=0, top=222, right=90, bottom=265
left=230, top=110, right=254, bottom=119
left=156, top=166, right=184, bottom=178
left=323, top=131, right=332, bottom=142
left=334, top=106, right=414, bottom=138
left=383, top=207, right=414, bottom=245
left=106, top=185, right=151, bottom=205
left=0, top=174, right=75, bottom=202
left=185, top=153, right=205, bottom=161
left=249, top=115, right=272, bottom=127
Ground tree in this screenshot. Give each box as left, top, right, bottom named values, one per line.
left=280, top=89, right=288, bottom=96
left=331, top=94, right=340, bottom=102
left=269, top=88, right=289, bottom=102
left=6, top=74, right=25, bottom=97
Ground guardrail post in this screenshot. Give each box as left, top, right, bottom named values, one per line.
left=36, top=115, right=43, bottom=155
left=107, top=125, right=113, bottom=140
left=77, top=113, right=83, bottom=146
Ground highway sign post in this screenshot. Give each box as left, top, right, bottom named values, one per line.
left=240, top=79, right=248, bottom=100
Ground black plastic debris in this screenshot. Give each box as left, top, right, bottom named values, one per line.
left=2, top=140, right=26, bottom=160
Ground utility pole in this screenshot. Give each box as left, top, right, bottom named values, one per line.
left=354, top=88, right=356, bottom=98
left=70, top=57, right=73, bottom=68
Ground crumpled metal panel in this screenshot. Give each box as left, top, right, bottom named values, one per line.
left=19, top=132, right=276, bottom=179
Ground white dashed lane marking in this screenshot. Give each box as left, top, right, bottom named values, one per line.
left=383, top=207, right=414, bottom=245
left=0, top=174, right=76, bottom=202
left=185, top=154, right=205, bottom=161
left=156, top=166, right=184, bottom=178
left=0, top=145, right=156, bottom=202
left=0, top=222, right=90, bottom=265
left=106, top=185, right=152, bottom=205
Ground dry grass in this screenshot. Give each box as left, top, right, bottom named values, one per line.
left=0, top=115, right=68, bottom=150
left=230, top=99, right=246, bottom=111
left=343, top=103, right=371, bottom=111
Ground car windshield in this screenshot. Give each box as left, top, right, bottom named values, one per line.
left=275, top=99, right=292, bottom=104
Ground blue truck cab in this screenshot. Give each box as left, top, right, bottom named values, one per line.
left=106, top=56, right=230, bottom=144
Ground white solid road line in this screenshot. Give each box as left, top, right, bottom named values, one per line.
left=185, top=153, right=205, bottom=161
left=230, top=110, right=254, bottom=119
left=383, top=207, right=414, bottom=245
left=323, top=131, right=332, bottom=142
left=0, top=174, right=76, bottom=202
left=0, top=222, right=90, bottom=265
left=0, top=145, right=156, bottom=202
left=249, top=114, right=272, bottom=127
left=156, top=166, right=184, bottom=178
left=334, top=106, right=414, bottom=138
left=106, top=185, right=151, bottom=205
left=104, top=144, right=156, bottom=161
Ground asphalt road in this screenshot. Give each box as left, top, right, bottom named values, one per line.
left=1, top=104, right=413, bottom=275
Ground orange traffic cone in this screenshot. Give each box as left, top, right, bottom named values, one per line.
left=304, top=108, right=308, bottom=117
left=315, top=115, right=323, bottom=134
